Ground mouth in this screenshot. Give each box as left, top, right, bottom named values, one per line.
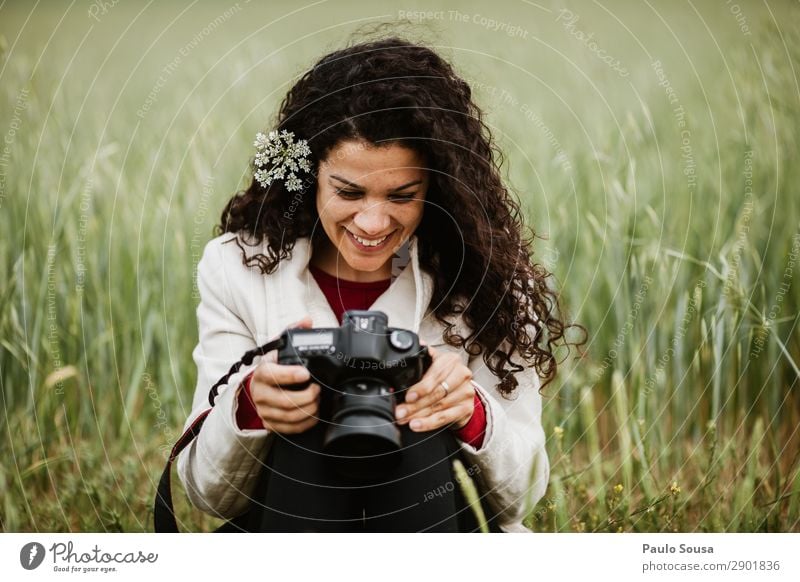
left=344, top=228, right=397, bottom=252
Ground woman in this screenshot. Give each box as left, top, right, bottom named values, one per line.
left=176, top=36, right=576, bottom=533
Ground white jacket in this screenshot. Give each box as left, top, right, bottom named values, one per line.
left=177, top=232, right=550, bottom=533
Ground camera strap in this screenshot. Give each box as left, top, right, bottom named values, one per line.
left=154, top=337, right=284, bottom=533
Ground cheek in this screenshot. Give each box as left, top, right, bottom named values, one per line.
left=399, top=204, right=424, bottom=228
left=317, top=194, right=348, bottom=224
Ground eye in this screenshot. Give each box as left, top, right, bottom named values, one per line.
left=335, top=189, right=362, bottom=199
left=389, top=193, right=417, bottom=203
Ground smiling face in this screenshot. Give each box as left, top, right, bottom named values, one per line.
left=312, top=139, right=428, bottom=282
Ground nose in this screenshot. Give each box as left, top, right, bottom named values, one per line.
left=352, top=201, right=391, bottom=235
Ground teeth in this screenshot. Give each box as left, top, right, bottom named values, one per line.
left=352, top=232, right=389, bottom=247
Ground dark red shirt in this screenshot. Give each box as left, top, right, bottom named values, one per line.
left=235, top=263, right=486, bottom=448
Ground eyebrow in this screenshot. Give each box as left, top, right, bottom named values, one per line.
left=329, top=174, right=423, bottom=192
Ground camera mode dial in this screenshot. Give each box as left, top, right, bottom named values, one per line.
left=389, top=330, right=414, bottom=351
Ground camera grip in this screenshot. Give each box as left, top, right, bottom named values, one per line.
left=276, top=355, right=311, bottom=391
left=280, top=379, right=311, bottom=391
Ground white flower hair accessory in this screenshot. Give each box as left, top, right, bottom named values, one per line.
left=253, top=129, right=312, bottom=192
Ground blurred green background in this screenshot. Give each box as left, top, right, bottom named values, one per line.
left=1, top=0, right=798, bottom=532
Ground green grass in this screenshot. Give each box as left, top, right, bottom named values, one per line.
left=1, top=1, right=798, bottom=532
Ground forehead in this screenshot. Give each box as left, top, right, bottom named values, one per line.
left=321, top=139, right=426, bottom=178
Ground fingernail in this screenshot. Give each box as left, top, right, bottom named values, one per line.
left=410, top=420, right=422, bottom=430
left=295, top=369, right=310, bottom=381
left=407, top=392, right=418, bottom=403
left=396, top=407, right=407, bottom=419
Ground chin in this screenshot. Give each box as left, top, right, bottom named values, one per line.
left=346, top=255, right=387, bottom=271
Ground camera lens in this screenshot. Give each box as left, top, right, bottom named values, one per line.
left=323, top=379, right=402, bottom=481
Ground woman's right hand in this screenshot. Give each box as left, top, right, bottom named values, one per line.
left=249, top=317, right=321, bottom=434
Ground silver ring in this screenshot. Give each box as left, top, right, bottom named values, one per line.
left=439, top=380, right=450, bottom=398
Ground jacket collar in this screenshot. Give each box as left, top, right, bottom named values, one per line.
left=274, top=234, right=434, bottom=335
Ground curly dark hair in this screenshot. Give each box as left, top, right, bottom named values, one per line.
left=215, top=35, right=582, bottom=396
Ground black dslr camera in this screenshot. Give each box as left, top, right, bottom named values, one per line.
left=277, top=310, right=431, bottom=479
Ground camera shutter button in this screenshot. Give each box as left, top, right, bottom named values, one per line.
left=389, top=330, right=414, bottom=351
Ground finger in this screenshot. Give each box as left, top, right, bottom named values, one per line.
left=417, top=367, right=468, bottom=411
left=286, top=316, right=313, bottom=330
left=404, top=352, right=456, bottom=404
left=255, top=361, right=310, bottom=388
left=396, top=376, right=471, bottom=425
left=406, top=356, right=471, bottom=411
left=257, top=382, right=321, bottom=411
left=264, top=415, right=319, bottom=434
left=421, top=344, right=438, bottom=361
left=397, top=387, right=447, bottom=424
left=405, top=400, right=475, bottom=433
left=259, top=396, right=320, bottom=423
left=397, top=400, right=438, bottom=425
left=258, top=404, right=319, bottom=424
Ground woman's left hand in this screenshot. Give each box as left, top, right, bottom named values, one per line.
left=395, top=345, right=475, bottom=431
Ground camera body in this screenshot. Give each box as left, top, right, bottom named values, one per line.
left=276, top=310, right=431, bottom=479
